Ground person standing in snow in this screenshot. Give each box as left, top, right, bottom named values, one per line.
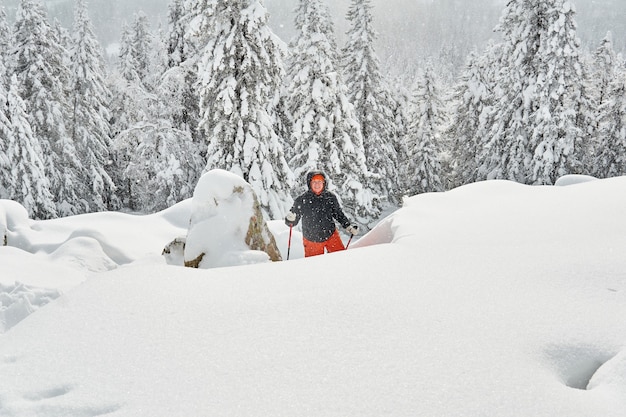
left=285, top=171, right=359, bottom=257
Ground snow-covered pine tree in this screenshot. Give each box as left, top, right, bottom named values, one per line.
left=287, top=0, right=344, bottom=178
left=595, top=66, right=626, bottom=178
left=110, top=10, right=203, bottom=212
left=273, top=86, right=293, bottom=163
left=116, top=23, right=142, bottom=88
left=161, top=0, right=201, bottom=145
left=195, top=0, right=294, bottom=219
left=183, top=0, right=216, bottom=50
left=0, top=8, right=9, bottom=102
left=0, top=60, right=11, bottom=197
left=592, top=33, right=619, bottom=109
left=403, top=66, right=445, bottom=195
left=389, top=74, right=412, bottom=189
left=109, top=18, right=155, bottom=209
left=12, top=0, right=81, bottom=218
left=587, top=32, right=619, bottom=175
left=0, top=8, right=11, bottom=71
left=130, top=12, right=154, bottom=90
left=52, top=18, right=72, bottom=53
left=447, top=44, right=500, bottom=187
left=478, top=0, right=590, bottom=185
left=0, top=9, right=10, bottom=197
left=570, top=61, right=596, bottom=177
left=112, top=117, right=204, bottom=212
left=165, top=0, right=188, bottom=69
left=342, top=0, right=399, bottom=206
left=112, top=13, right=157, bottom=94
left=151, top=22, right=169, bottom=88
left=4, top=75, right=57, bottom=218
left=69, top=0, right=118, bottom=211
left=111, top=91, right=204, bottom=212
left=477, top=0, right=545, bottom=183
left=528, top=0, right=592, bottom=183
left=287, top=0, right=379, bottom=224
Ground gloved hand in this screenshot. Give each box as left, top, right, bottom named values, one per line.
left=346, top=224, right=358, bottom=236
left=285, top=211, right=297, bottom=227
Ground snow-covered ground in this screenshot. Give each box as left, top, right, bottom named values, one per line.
left=1, top=175, right=625, bottom=416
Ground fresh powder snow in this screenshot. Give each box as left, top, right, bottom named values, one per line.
left=1, top=174, right=625, bottom=416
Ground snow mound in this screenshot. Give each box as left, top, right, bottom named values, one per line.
left=48, top=235, right=117, bottom=273
left=184, top=169, right=280, bottom=268
left=0, top=199, right=190, bottom=267
left=1, top=177, right=626, bottom=416
left=0, top=199, right=34, bottom=247
left=555, top=174, right=598, bottom=186
left=588, top=349, right=626, bottom=397
left=0, top=281, right=60, bottom=333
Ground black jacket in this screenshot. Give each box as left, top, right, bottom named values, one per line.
left=289, top=190, right=351, bottom=242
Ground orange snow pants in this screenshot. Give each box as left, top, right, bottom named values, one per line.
left=303, top=229, right=345, bottom=257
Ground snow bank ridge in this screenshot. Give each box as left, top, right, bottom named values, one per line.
left=0, top=282, right=60, bottom=333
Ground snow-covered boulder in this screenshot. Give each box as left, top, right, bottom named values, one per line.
left=162, top=237, right=186, bottom=266
left=0, top=199, right=31, bottom=247
left=183, top=169, right=282, bottom=269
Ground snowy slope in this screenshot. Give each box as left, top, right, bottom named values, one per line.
left=1, top=176, right=626, bottom=416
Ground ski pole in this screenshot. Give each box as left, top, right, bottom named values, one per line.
left=345, top=234, right=353, bottom=249
left=287, top=225, right=293, bottom=260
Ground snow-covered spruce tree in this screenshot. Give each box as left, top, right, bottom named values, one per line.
left=528, top=0, right=593, bottom=183
left=273, top=87, right=293, bottom=163
left=477, top=0, right=591, bottom=185
left=0, top=7, right=10, bottom=108
left=595, top=67, right=626, bottom=178
left=110, top=22, right=149, bottom=209
left=52, top=18, right=72, bottom=52
left=111, top=13, right=157, bottom=100
left=402, top=66, right=445, bottom=196
left=0, top=9, right=11, bottom=198
left=587, top=32, right=619, bottom=175
left=69, top=0, right=118, bottom=211
left=161, top=0, right=201, bottom=145
left=195, top=0, right=294, bottom=220
left=0, top=60, right=11, bottom=198
left=342, top=0, right=399, bottom=205
left=476, top=0, right=541, bottom=183
left=447, top=44, right=500, bottom=188
left=116, top=23, right=142, bottom=90
left=130, top=12, right=154, bottom=90
left=112, top=118, right=204, bottom=212
left=592, top=33, right=619, bottom=110
left=12, top=0, right=81, bottom=218
left=287, top=0, right=379, bottom=224
left=110, top=12, right=203, bottom=213
left=570, top=61, right=596, bottom=177
left=121, top=2, right=204, bottom=213
left=165, top=0, right=188, bottom=69
left=0, top=8, right=11, bottom=71
left=389, top=74, right=412, bottom=188
left=3, top=75, right=57, bottom=218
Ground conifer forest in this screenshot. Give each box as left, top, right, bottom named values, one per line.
left=0, top=0, right=625, bottom=228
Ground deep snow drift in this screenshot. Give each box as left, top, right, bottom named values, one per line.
left=1, top=175, right=625, bottom=417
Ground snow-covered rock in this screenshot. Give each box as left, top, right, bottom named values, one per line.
left=0, top=199, right=32, bottom=247
left=162, top=237, right=186, bottom=266
left=183, top=169, right=282, bottom=269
